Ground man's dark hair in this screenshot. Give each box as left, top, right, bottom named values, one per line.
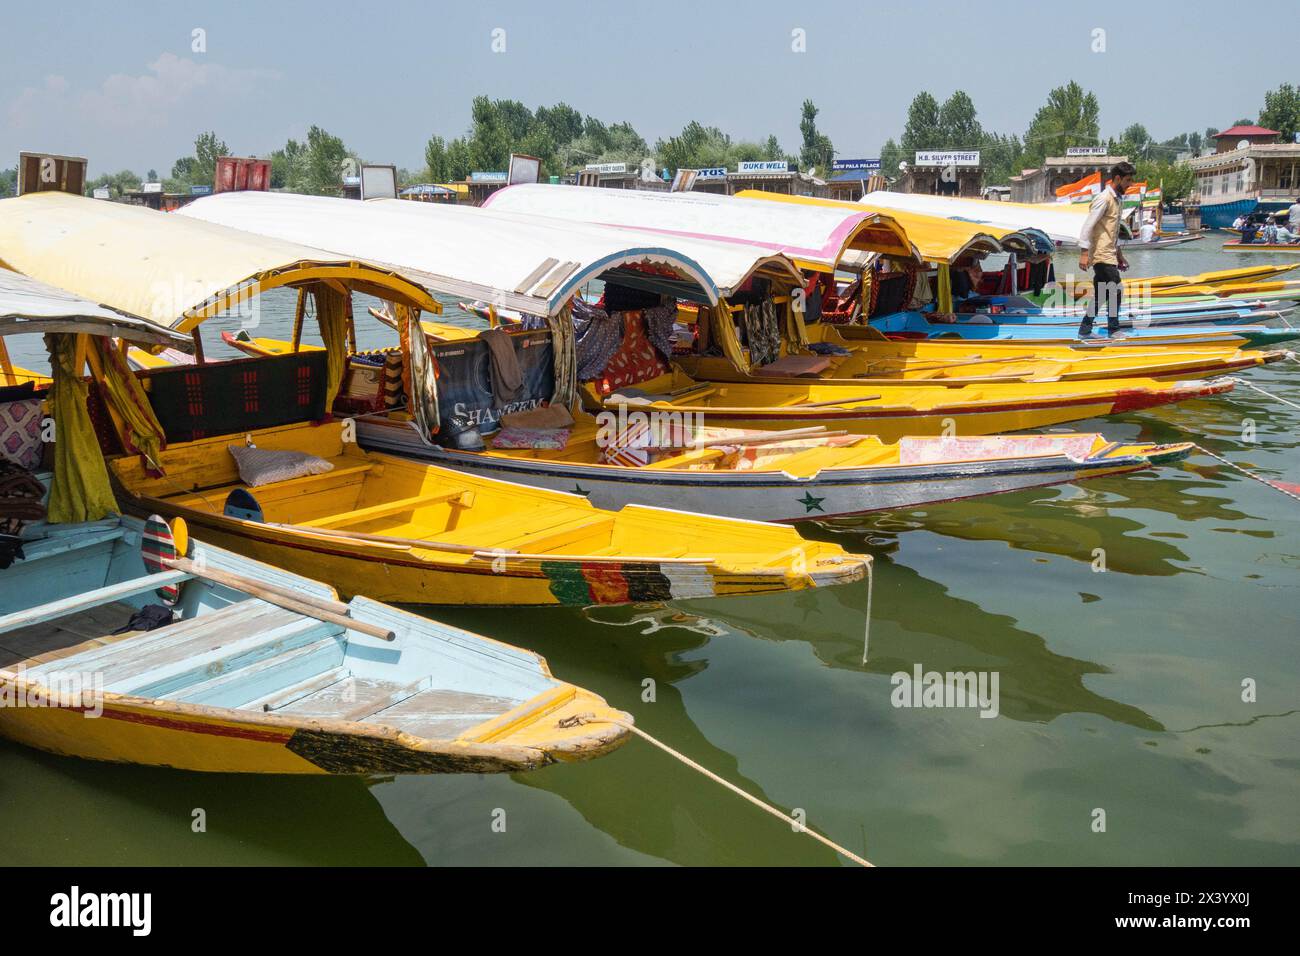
left=1111, top=162, right=1137, bottom=179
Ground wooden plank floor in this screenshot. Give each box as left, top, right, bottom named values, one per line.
left=0, top=601, right=141, bottom=669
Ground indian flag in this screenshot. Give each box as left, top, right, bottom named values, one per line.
left=1055, top=170, right=1101, bottom=204
left=1121, top=182, right=1147, bottom=209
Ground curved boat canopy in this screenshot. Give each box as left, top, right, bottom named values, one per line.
left=177, top=191, right=802, bottom=312
left=853, top=190, right=1094, bottom=246
left=0, top=192, right=441, bottom=331
left=736, top=190, right=1007, bottom=265
left=0, top=268, right=191, bottom=347
left=736, top=190, right=1055, bottom=264
left=482, top=183, right=922, bottom=273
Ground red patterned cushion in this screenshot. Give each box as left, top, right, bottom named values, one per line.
left=0, top=399, right=44, bottom=470
left=601, top=312, right=671, bottom=391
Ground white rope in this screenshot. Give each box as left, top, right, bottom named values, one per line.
left=567, top=715, right=872, bottom=867
left=1194, top=444, right=1300, bottom=505
left=1225, top=376, right=1300, bottom=411
left=861, top=558, right=874, bottom=665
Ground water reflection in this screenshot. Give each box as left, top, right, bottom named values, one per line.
left=0, top=741, right=422, bottom=865
left=691, top=555, right=1163, bottom=731
left=436, top=604, right=845, bottom=865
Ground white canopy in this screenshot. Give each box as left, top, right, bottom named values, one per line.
left=482, top=183, right=921, bottom=271
left=179, top=192, right=804, bottom=314
left=0, top=267, right=192, bottom=347
left=857, top=190, right=1091, bottom=246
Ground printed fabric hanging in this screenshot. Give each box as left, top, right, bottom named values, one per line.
left=742, top=301, right=781, bottom=367
left=573, top=298, right=624, bottom=380
left=547, top=301, right=577, bottom=410
left=398, top=304, right=440, bottom=439
left=642, top=304, right=678, bottom=362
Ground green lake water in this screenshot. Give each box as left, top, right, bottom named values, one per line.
left=2, top=241, right=1297, bottom=866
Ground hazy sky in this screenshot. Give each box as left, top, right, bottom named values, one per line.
left=3, top=0, right=1296, bottom=176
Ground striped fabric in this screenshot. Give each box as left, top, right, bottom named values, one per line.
left=140, top=514, right=181, bottom=604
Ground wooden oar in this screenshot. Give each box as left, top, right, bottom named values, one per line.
left=790, top=394, right=882, bottom=409
left=650, top=425, right=829, bottom=449
left=696, top=427, right=848, bottom=448
left=873, top=353, right=1038, bottom=374
left=473, top=550, right=715, bottom=564
left=264, top=522, right=518, bottom=556
left=161, top=518, right=392, bottom=639
left=161, top=556, right=396, bottom=642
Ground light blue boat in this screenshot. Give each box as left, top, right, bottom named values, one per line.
left=0, top=271, right=629, bottom=774
left=867, top=310, right=1300, bottom=347
left=0, top=506, right=629, bottom=773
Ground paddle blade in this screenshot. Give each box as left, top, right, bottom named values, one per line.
left=141, top=514, right=182, bottom=605
left=224, top=488, right=264, bottom=522
left=172, top=516, right=189, bottom=559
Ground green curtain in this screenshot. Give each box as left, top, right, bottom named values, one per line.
left=44, top=333, right=118, bottom=524
left=87, top=337, right=165, bottom=470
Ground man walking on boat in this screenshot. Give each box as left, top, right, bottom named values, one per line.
left=1077, top=161, right=1137, bottom=338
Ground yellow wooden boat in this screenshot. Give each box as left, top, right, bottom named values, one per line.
left=1122, top=262, right=1300, bottom=291
left=0, top=191, right=869, bottom=605
left=1221, top=241, right=1300, bottom=253
left=109, top=418, right=865, bottom=604
left=675, top=317, right=1281, bottom=386
left=581, top=368, right=1232, bottom=441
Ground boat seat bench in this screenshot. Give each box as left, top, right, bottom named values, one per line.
left=0, top=602, right=140, bottom=669
left=25, top=601, right=348, bottom=705
left=0, top=570, right=191, bottom=638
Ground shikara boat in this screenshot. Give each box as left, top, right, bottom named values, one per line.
left=0, top=269, right=630, bottom=772
left=580, top=367, right=1233, bottom=441
left=1119, top=234, right=1204, bottom=249
left=873, top=303, right=1291, bottom=333
left=110, top=418, right=866, bottom=602
left=1221, top=241, right=1300, bottom=253
left=1, top=512, right=630, bottom=772
left=478, top=186, right=1287, bottom=381
left=863, top=311, right=1300, bottom=348
left=0, top=192, right=868, bottom=605
left=169, top=191, right=1207, bottom=519
left=678, top=328, right=1283, bottom=386
left=356, top=409, right=1192, bottom=522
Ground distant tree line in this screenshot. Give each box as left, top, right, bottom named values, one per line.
left=20, top=80, right=1293, bottom=205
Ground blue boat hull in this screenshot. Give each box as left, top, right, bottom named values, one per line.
left=865, top=311, right=1300, bottom=346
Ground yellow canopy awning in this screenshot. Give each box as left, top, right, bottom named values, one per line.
left=738, top=190, right=1010, bottom=266
left=0, top=192, right=441, bottom=332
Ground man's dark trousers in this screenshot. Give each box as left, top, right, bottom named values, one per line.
left=1078, top=263, right=1122, bottom=336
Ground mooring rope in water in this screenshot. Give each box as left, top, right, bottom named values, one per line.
left=861, top=558, right=874, bottom=665
left=563, top=714, right=873, bottom=867
left=1194, top=444, right=1300, bottom=504
left=1225, top=375, right=1300, bottom=412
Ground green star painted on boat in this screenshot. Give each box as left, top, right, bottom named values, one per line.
left=571, top=484, right=591, bottom=498
left=797, top=491, right=826, bottom=514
